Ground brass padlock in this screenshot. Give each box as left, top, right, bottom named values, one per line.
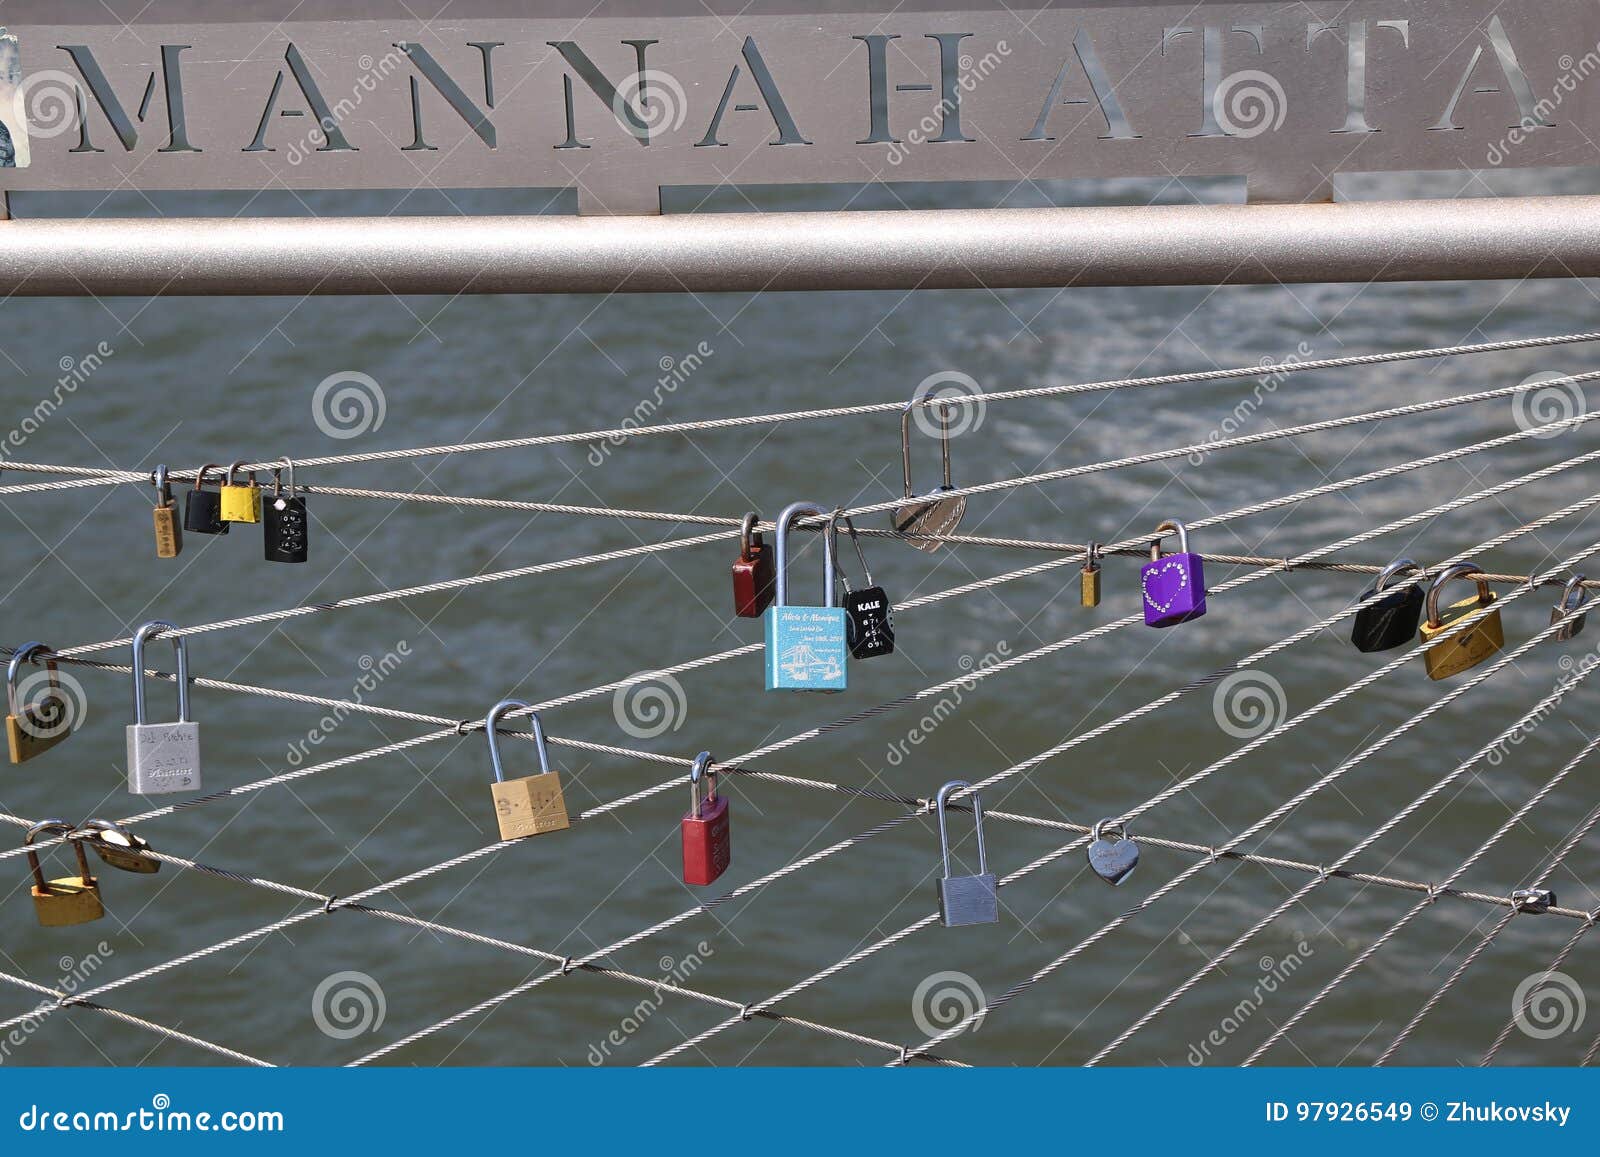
left=1081, top=542, right=1103, bottom=608
left=25, top=821, right=105, bottom=927
left=219, top=460, right=261, bottom=523
left=1419, top=562, right=1504, bottom=680
left=151, top=464, right=183, bottom=558
left=484, top=697, right=569, bottom=840
left=6, top=642, right=73, bottom=764
left=84, top=819, right=160, bottom=874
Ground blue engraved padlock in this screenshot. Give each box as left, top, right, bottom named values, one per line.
left=1141, top=518, right=1206, bottom=628
left=763, top=501, right=848, bottom=692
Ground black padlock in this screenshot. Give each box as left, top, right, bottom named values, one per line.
left=1350, top=557, right=1425, bottom=653
left=829, top=510, right=895, bottom=659
left=182, top=463, right=229, bottom=536
left=263, top=457, right=309, bottom=564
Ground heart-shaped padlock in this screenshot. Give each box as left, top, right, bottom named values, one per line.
left=1087, top=819, right=1139, bottom=886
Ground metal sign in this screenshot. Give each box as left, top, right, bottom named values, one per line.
left=0, top=1, right=1596, bottom=211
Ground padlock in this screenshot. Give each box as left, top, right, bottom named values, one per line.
left=1350, top=557, right=1425, bottom=653
left=263, top=457, right=309, bottom=564
left=25, top=820, right=104, bottom=927
left=6, top=642, right=73, bottom=764
left=151, top=464, right=183, bottom=559
left=219, top=460, right=262, bottom=523
left=1511, top=887, right=1556, bottom=914
left=485, top=697, right=570, bottom=840
left=763, top=501, right=848, bottom=692
left=83, top=819, right=159, bottom=874
left=1081, top=542, right=1103, bottom=608
left=1141, top=518, right=1206, bottom=628
left=731, top=511, right=775, bottom=618
left=125, top=620, right=202, bottom=794
left=1550, top=573, right=1589, bottom=642
left=681, top=751, right=732, bottom=886
left=1086, top=818, right=1140, bottom=886
left=183, top=463, right=229, bottom=535
left=828, top=509, right=895, bottom=660
left=1418, top=562, right=1504, bottom=681
left=890, top=398, right=965, bottom=550
left=934, top=780, right=998, bottom=927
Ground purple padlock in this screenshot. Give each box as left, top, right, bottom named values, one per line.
left=1141, top=518, right=1206, bottom=628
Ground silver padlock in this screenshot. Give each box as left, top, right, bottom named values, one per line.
left=125, top=620, right=201, bottom=795
left=934, top=779, right=998, bottom=928
left=1550, top=574, right=1589, bottom=642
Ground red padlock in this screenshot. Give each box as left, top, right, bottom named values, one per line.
left=681, top=751, right=731, bottom=886
left=731, top=512, right=776, bottom=618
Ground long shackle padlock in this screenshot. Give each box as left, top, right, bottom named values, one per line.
left=26, top=820, right=104, bottom=927
left=485, top=697, right=570, bottom=839
left=125, top=620, right=202, bottom=795
left=151, top=464, right=183, bottom=558
left=6, top=642, right=73, bottom=764
left=827, top=509, right=895, bottom=659
left=681, top=751, right=732, bottom=886
left=934, top=779, right=998, bottom=927
left=183, top=463, right=230, bottom=535
left=891, top=398, right=966, bottom=550
left=1141, top=518, right=1207, bottom=627
left=763, top=501, right=848, bottom=692
left=1418, top=561, right=1504, bottom=680
left=263, top=456, right=309, bottom=563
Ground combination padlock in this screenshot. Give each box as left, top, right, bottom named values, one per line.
left=763, top=501, right=848, bottom=692
left=1418, top=562, right=1503, bottom=680
left=1141, top=518, right=1206, bottom=628
left=1350, top=557, right=1425, bottom=653
left=829, top=509, right=894, bottom=660
left=263, top=457, right=309, bottom=564
left=934, top=779, right=998, bottom=928
left=681, top=751, right=731, bottom=886
left=219, top=460, right=262, bottom=523
left=485, top=697, right=570, bottom=840
left=125, top=620, right=202, bottom=795
left=1081, top=542, right=1103, bottom=608
left=1550, top=573, right=1589, bottom=642
left=6, top=642, right=73, bottom=764
left=26, top=820, right=104, bottom=928
left=84, top=819, right=160, bottom=874
left=151, top=464, right=183, bottom=558
left=183, top=463, right=229, bottom=535
left=890, top=397, right=965, bottom=550
left=731, top=512, right=775, bottom=618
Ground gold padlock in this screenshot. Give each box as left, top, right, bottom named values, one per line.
left=484, top=698, right=570, bottom=841
left=1081, top=542, right=1103, bottom=608
left=6, top=643, right=73, bottom=764
left=25, top=821, right=105, bottom=927
left=151, top=464, right=183, bottom=558
left=84, top=819, right=160, bottom=874
left=219, top=460, right=261, bottom=523
left=1419, top=562, right=1504, bottom=680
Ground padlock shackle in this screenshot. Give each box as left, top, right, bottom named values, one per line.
left=738, top=512, right=760, bottom=557
left=1083, top=541, right=1102, bottom=573
left=130, top=620, right=190, bottom=726
left=899, top=397, right=955, bottom=499
left=271, top=456, right=296, bottom=498
left=825, top=508, right=874, bottom=595
left=1090, top=817, right=1127, bottom=843
left=192, top=463, right=226, bottom=491
left=485, top=697, right=551, bottom=784
left=1149, top=519, right=1189, bottom=561
left=1371, top=557, right=1424, bottom=593
left=1424, top=561, right=1493, bottom=627
left=23, top=819, right=88, bottom=889
left=1558, top=573, right=1590, bottom=613
left=934, top=779, right=988, bottom=879
left=152, top=464, right=174, bottom=502
left=772, top=501, right=838, bottom=609
left=225, top=459, right=257, bottom=486
left=6, top=641, right=57, bottom=717
left=688, top=750, right=717, bottom=815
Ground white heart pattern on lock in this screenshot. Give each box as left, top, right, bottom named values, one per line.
left=1142, top=559, right=1190, bottom=615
